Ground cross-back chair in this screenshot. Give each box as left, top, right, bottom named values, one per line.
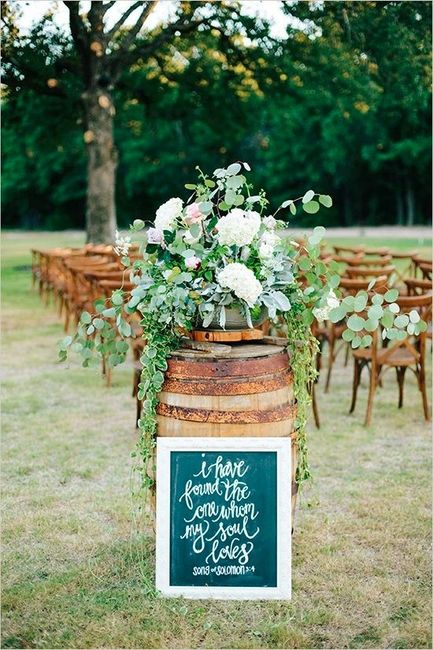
left=349, top=293, right=432, bottom=426
left=62, top=256, right=115, bottom=330
left=345, top=255, right=392, bottom=268
left=412, top=255, right=432, bottom=280
left=333, top=244, right=365, bottom=256
left=362, top=246, right=391, bottom=256
left=345, top=265, right=395, bottom=280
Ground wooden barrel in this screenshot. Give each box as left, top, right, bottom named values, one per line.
left=156, top=343, right=298, bottom=520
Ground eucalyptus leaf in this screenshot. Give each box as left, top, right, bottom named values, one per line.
left=302, top=189, right=315, bottom=204
left=347, top=314, right=365, bottom=332
left=226, top=162, right=241, bottom=176
left=380, top=311, right=394, bottom=328
left=80, top=311, right=92, bottom=324
left=354, top=293, right=368, bottom=312
left=303, top=200, right=320, bottom=214
left=384, top=289, right=398, bottom=302
left=329, top=305, right=347, bottom=323
left=364, top=318, right=379, bottom=332
left=407, top=322, right=416, bottom=335
left=409, top=309, right=420, bottom=323
left=318, top=194, right=332, bottom=208
left=219, top=306, right=226, bottom=329
left=329, top=274, right=340, bottom=289
left=368, top=304, right=383, bottom=320
left=372, top=294, right=384, bottom=305
left=394, top=314, right=409, bottom=329
left=111, top=292, right=123, bottom=306
left=342, top=328, right=355, bottom=342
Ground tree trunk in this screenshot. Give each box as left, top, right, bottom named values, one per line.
left=405, top=177, right=415, bottom=226
left=83, top=89, right=117, bottom=244
left=396, top=188, right=404, bottom=225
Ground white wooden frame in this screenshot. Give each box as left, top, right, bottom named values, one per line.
left=156, top=436, right=291, bottom=600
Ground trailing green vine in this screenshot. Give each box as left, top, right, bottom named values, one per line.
left=132, top=316, right=183, bottom=506
left=284, top=309, right=319, bottom=484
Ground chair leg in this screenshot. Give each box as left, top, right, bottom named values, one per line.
left=324, top=336, right=335, bottom=393
left=132, top=367, right=140, bottom=398
left=58, top=293, right=64, bottom=318
left=349, top=359, right=361, bottom=414
left=136, top=397, right=142, bottom=428
left=396, top=366, right=407, bottom=408
left=311, top=382, right=320, bottom=429
left=344, top=342, right=350, bottom=367
left=417, top=364, right=431, bottom=421
left=64, top=305, right=70, bottom=333
left=364, top=366, right=378, bottom=427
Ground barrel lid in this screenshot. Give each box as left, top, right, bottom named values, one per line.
left=171, top=342, right=286, bottom=360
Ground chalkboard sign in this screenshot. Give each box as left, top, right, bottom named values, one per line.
left=156, top=437, right=291, bottom=599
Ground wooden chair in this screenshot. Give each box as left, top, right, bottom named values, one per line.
left=322, top=276, right=389, bottom=392
left=62, top=256, right=115, bottom=330
left=345, top=265, right=395, bottom=280
left=324, top=252, right=365, bottom=266
left=419, top=262, right=433, bottom=280
left=412, top=255, right=432, bottom=280
left=333, top=244, right=365, bottom=256
left=345, top=255, right=392, bottom=267
left=362, top=246, right=391, bottom=256
left=404, top=278, right=433, bottom=296
left=349, top=293, right=432, bottom=426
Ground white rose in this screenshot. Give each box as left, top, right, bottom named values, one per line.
left=313, top=289, right=340, bottom=322
left=154, top=197, right=183, bottom=232
left=216, top=209, right=261, bottom=247
left=217, top=262, right=263, bottom=307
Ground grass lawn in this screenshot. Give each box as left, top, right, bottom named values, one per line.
left=1, top=230, right=432, bottom=649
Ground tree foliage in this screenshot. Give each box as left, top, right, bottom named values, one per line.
left=2, top=0, right=431, bottom=229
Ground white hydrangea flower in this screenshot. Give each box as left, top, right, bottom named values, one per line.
left=113, top=230, right=132, bottom=257
left=217, top=262, right=263, bottom=307
left=216, top=209, right=261, bottom=247
left=154, top=197, right=183, bottom=232
left=258, top=230, right=280, bottom=261
left=313, top=289, right=340, bottom=322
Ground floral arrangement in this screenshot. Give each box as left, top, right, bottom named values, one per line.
left=59, top=162, right=426, bottom=496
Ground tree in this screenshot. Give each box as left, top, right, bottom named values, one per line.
left=2, top=0, right=270, bottom=242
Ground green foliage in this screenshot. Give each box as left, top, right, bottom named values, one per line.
left=2, top=1, right=431, bottom=228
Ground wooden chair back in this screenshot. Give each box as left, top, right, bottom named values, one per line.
left=345, top=255, right=392, bottom=267
left=362, top=246, right=390, bottom=256
left=339, top=275, right=388, bottom=295
left=404, top=278, right=433, bottom=296
left=333, top=244, right=364, bottom=255
left=345, top=265, right=395, bottom=279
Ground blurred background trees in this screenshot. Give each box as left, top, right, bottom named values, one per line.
left=2, top=0, right=431, bottom=239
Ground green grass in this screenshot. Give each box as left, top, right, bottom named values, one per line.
left=1, top=230, right=432, bottom=649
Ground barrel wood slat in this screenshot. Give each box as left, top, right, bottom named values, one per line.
left=155, top=343, right=299, bottom=519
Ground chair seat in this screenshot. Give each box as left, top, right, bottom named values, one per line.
left=353, top=345, right=419, bottom=367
